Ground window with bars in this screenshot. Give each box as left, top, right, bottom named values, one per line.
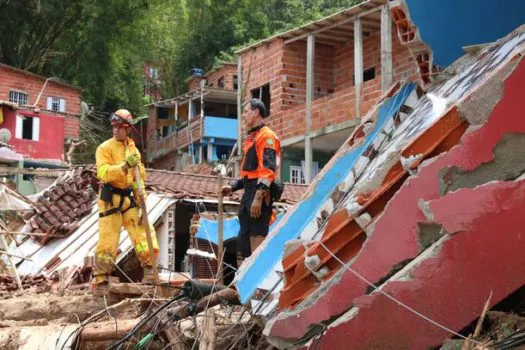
left=9, top=90, right=28, bottom=105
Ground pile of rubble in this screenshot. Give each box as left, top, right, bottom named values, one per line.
left=0, top=274, right=54, bottom=293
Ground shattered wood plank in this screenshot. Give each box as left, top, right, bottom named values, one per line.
left=108, top=283, right=155, bottom=296
left=163, top=326, right=188, bottom=350
left=0, top=294, right=114, bottom=321
left=199, top=309, right=217, bottom=350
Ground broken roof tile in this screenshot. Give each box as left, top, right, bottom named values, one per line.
left=146, top=170, right=306, bottom=204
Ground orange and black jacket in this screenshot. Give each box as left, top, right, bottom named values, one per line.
left=232, top=124, right=281, bottom=191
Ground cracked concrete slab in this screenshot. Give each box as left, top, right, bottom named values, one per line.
left=294, top=49, right=525, bottom=349
left=266, top=31, right=525, bottom=345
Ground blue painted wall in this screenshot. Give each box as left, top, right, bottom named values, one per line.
left=203, top=116, right=238, bottom=140
left=406, top=0, right=525, bottom=67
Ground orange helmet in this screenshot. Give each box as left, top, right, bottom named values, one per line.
left=110, top=109, right=133, bottom=126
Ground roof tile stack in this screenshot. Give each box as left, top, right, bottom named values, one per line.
left=27, top=167, right=98, bottom=244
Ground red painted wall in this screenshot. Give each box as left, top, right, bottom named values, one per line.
left=1, top=107, right=65, bottom=161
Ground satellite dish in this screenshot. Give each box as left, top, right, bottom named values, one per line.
left=0, top=129, right=12, bottom=143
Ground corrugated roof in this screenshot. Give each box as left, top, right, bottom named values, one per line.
left=235, top=0, right=385, bottom=54
left=10, top=193, right=175, bottom=276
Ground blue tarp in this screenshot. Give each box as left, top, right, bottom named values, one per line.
left=195, top=214, right=284, bottom=246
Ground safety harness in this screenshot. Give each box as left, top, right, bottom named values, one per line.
left=99, top=184, right=137, bottom=218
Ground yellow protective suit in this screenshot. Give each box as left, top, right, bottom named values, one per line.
left=93, top=137, right=159, bottom=284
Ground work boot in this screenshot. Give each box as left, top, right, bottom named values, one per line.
left=142, top=266, right=154, bottom=285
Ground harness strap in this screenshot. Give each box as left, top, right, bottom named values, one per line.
left=99, top=186, right=136, bottom=218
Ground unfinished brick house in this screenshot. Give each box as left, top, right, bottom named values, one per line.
left=236, top=0, right=419, bottom=184
left=145, top=63, right=238, bottom=171
left=0, top=63, right=82, bottom=165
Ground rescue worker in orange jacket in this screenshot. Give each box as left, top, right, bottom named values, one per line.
left=220, top=99, right=281, bottom=266
left=92, top=109, right=159, bottom=295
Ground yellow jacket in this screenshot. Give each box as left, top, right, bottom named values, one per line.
left=96, top=137, right=146, bottom=191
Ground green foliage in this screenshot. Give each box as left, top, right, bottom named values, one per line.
left=0, top=0, right=363, bottom=163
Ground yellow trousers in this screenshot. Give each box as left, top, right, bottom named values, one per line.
left=93, top=193, right=159, bottom=284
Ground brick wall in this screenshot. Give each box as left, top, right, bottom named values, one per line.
left=64, top=116, right=80, bottom=139
left=240, top=24, right=419, bottom=143
left=240, top=39, right=287, bottom=134
left=150, top=150, right=177, bottom=170
left=0, top=65, right=81, bottom=115
left=281, top=42, right=336, bottom=110
left=188, top=65, right=238, bottom=91
left=205, top=64, right=237, bottom=90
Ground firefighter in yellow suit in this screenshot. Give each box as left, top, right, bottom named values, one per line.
left=92, top=109, right=159, bottom=295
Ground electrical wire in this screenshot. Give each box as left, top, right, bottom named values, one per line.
left=107, top=294, right=186, bottom=350
left=318, top=241, right=481, bottom=345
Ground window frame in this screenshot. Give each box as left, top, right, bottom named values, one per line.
left=290, top=165, right=305, bottom=185
left=9, top=90, right=29, bottom=106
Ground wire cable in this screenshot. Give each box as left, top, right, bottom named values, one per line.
left=318, top=241, right=481, bottom=345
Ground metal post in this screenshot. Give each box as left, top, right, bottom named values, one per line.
left=236, top=56, right=243, bottom=177
left=188, top=97, right=194, bottom=164
left=354, top=17, right=363, bottom=118
left=381, top=4, right=393, bottom=93
left=217, top=176, right=224, bottom=284
left=305, top=34, right=315, bottom=184
left=207, top=142, right=213, bottom=162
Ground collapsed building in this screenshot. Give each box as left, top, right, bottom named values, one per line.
left=1, top=0, right=525, bottom=349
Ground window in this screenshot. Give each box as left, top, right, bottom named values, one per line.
left=233, top=75, right=238, bottom=91
left=15, top=115, right=40, bottom=141
left=47, top=97, right=66, bottom=112
left=363, top=67, right=376, bottom=82
left=290, top=165, right=305, bottom=185
left=149, top=67, right=159, bottom=80
left=251, top=83, right=271, bottom=117
left=9, top=90, right=28, bottom=105
left=157, top=107, right=169, bottom=119
left=352, top=66, right=376, bottom=85
left=218, top=77, right=225, bottom=89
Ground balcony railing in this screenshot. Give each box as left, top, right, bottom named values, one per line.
left=147, top=132, right=177, bottom=162
left=147, top=116, right=239, bottom=162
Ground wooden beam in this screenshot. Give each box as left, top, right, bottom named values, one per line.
left=381, top=4, right=393, bottom=93
left=284, top=7, right=381, bottom=45
left=0, top=167, right=66, bottom=177
left=305, top=34, right=314, bottom=185
left=354, top=17, right=363, bottom=119
left=236, top=55, right=242, bottom=172
left=315, top=33, right=351, bottom=43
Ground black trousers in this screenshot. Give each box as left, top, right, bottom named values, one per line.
left=237, top=179, right=273, bottom=258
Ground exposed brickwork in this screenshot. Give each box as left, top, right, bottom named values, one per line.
left=64, top=116, right=81, bottom=139
left=150, top=150, right=177, bottom=171
left=239, top=26, right=419, bottom=142
left=0, top=65, right=81, bottom=115
left=188, top=64, right=238, bottom=92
